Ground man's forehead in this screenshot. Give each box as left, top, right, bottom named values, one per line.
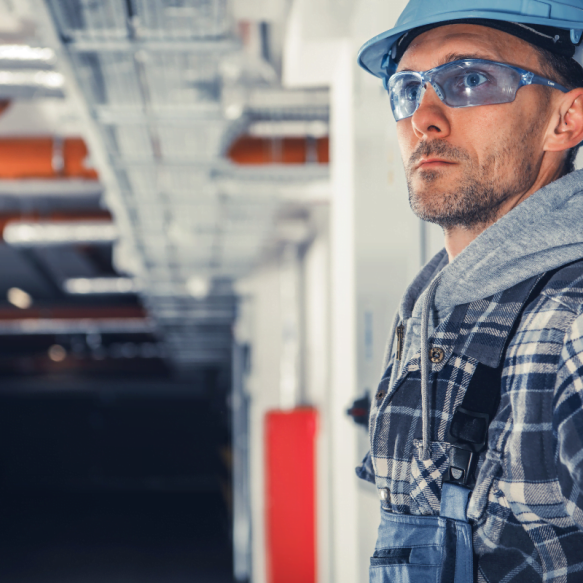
left=397, top=24, right=537, bottom=72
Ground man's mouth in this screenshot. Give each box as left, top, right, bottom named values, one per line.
left=415, top=158, right=455, bottom=170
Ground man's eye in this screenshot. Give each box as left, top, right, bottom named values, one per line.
left=461, top=71, right=489, bottom=88
left=404, top=83, right=421, bottom=101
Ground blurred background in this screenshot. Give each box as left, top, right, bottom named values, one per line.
left=0, top=0, right=451, bottom=582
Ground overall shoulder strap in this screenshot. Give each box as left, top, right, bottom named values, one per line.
left=444, top=266, right=564, bottom=486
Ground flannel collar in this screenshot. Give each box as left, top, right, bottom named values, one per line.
left=407, top=275, right=541, bottom=374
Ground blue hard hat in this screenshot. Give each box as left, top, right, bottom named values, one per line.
left=358, top=0, right=583, bottom=78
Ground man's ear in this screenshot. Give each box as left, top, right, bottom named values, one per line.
left=545, top=88, right=583, bottom=152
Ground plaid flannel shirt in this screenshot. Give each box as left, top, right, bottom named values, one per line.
left=357, top=258, right=583, bottom=582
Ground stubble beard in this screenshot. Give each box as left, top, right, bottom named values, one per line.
left=406, top=138, right=538, bottom=231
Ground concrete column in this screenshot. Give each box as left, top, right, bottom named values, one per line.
left=328, top=39, right=360, bottom=583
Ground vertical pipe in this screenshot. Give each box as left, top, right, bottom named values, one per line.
left=232, top=342, right=252, bottom=582
left=279, top=243, right=301, bottom=410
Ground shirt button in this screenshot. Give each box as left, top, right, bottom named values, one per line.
left=429, top=346, right=445, bottom=363
left=379, top=488, right=390, bottom=501
left=375, top=389, right=386, bottom=401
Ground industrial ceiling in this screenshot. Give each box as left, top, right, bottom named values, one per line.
left=0, top=0, right=330, bottom=374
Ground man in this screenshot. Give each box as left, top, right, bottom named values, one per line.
left=355, top=1, right=583, bottom=582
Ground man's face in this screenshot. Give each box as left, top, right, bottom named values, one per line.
left=396, top=24, right=555, bottom=230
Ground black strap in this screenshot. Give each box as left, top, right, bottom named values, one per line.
left=445, top=267, right=563, bottom=485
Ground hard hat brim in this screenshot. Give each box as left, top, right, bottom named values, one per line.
left=358, top=11, right=583, bottom=78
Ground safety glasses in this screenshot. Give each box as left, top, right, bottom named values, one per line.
left=385, top=58, right=569, bottom=121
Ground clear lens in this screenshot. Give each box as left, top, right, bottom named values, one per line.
left=389, top=72, right=423, bottom=121
left=436, top=61, right=521, bottom=108
left=387, top=60, right=523, bottom=121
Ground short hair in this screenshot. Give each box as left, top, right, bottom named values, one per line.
left=535, top=46, right=583, bottom=174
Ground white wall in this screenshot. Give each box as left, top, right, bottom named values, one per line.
left=302, top=213, right=333, bottom=583
left=328, top=40, right=361, bottom=583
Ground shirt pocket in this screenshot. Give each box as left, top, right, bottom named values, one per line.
left=409, top=440, right=452, bottom=516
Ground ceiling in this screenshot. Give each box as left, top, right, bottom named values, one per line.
left=0, top=0, right=330, bottom=374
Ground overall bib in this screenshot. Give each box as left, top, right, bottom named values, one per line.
left=371, top=483, right=473, bottom=583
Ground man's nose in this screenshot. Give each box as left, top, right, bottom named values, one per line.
left=410, top=83, right=451, bottom=139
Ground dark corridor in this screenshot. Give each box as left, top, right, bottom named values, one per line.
left=0, top=373, right=234, bottom=583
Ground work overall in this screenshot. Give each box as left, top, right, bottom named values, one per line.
left=371, top=483, right=473, bottom=583
left=369, top=271, right=557, bottom=583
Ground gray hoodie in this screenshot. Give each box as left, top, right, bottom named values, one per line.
left=385, top=168, right=583, bottom=458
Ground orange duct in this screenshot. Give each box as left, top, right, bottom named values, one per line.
left=228, top=136, right=329, bottom=165
left=317, top=137, right=329, bottom=164
left=63, top=139, right=98, bottom=179
left=0, top=137, right=98, bottom=179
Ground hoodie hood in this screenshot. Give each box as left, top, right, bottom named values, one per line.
left=391, top=168, right=583, bottom=461
left=404, top=168, right=583, bottom=322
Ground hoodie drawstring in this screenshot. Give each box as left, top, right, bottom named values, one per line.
left=420, top=275, right=441, bottom=461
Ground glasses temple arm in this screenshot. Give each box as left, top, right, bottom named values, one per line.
left=528, top=73, right=569, bottom=93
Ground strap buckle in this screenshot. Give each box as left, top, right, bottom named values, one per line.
left=444, top=445, right=476, bottom=486
left=445, top=407, right=491, bottom=485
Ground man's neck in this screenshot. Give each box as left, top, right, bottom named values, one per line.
left=444, top=227, right=485, bottom=260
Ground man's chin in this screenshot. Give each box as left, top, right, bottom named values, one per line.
left=412, top=166, right=460, bottom=185
left=408, top=184, right=450, bottom=209
left=408, top=182, right=462, bottom=226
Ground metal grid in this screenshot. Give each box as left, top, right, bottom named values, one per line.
left=71, top=50, right=223, bottom=107
left=50, top=0, right=229, bottom=40
left=50, top=0, right=130, bottom=40
left=130, top=0, right=230, bottom=39
left=46, top=0, right=330, bottom=368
